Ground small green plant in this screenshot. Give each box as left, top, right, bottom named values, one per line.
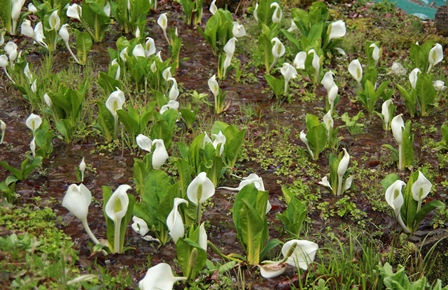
left=300, top=113, right=327, bottom=160
left=318, top=148, right=353, bottom=196
left=66, top=0, right=111, bottom=43
left=177, top=0, right=204, bottom=25
left=233, top=183, right=281, bottom=264
left=396, top=71, right=436, bottom=117
left=378, top=262, right=448, bottom=290
left=282, top=2, right=346, bottom=57
left=47, top=80, right=88, bottom=142
left=341, top=111, right=365, bottom=135
left=111, top=0, right=151, bottom=35
left=197, top=9, right=233, bottom=56
left=276, top=188, right=308, bottom=238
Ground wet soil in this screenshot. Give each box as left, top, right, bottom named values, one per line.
left=1, top=0, right=448, bottom=289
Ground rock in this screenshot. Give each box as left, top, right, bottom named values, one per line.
left=435, top=6, right=448, bottom=36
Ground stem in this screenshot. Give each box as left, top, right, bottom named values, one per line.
left=417, top=199, right=422, bottom=213
left=94, top=15, right=100, bottom=42
left=196, top=201, right=201, bottom=227
left=64, top=41, right=80, bottom=64
left=114, top=217, right=122, bottom=253
left=337, top=174, right=343, bottom=196
left=284, top=80, right=289, bottom=95
left=113, top=116, right=118, bottom=140
left=207, top=241, right=243, bottom=262
left=398, top=144, right=403, bottom=170
left=2, top=68, right=15, bottom=84
left=269, top=57, right=278, bottom=74
left=163, top=30, right=169, bottom=46
left=396, top=212, right=411, bottom=234
left=81, top=219, right=101, bottom=245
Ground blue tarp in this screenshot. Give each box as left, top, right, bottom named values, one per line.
left=383, top=0, right=445, bottom=19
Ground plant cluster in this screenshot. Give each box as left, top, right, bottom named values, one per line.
left=0, top=0, right=447, bottom=289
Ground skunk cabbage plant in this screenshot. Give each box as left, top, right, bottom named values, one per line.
left=383, top=172, right=445, bottom=234
left=62, top=183, right=101, bottom=245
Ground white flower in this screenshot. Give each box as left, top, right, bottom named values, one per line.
left=160, top=100, right=179, bottom=114
left=49, top=10, right=61, bottom=31
left=391, top=114, right=405, bottom=146
left=270, top=2, right=282, bottom=23
left=30, top=137, right=36, bottom=157
left=428, top=43, right=443, bottom=72
left=136, top=134, right=152, bottom=152
left=210, top=0, right=217, bottom=14
left=67, top=4, right=82, bottom=20
left=26, top=113, right=42, bottom=135
left=62, top=183, right=91, bottom=222
left=411, top=171, right=432, bottom=202
left=0, top=120, right=5, bottom=144
left=433, top=80, right=446, bottom=91
left=187, top=172, right=215, bottom=206
left=287, top=19, right=298, bottom=32
left=232, top=22, right=246, bottom=37
left=370, top=43, right=381, bottom=66
left=389, top=62, right=406, bottom=76
left=348, top=59, right=362, bottom=83
left=151, top=139, right=169, bottom=170
left=208, top=75, right=220, bottom=98
left=328, top=84, right=338, bottom=112
left=167, top=77, right=179, bottom=100
left=132, top=216, right=150, bottom=237
left=381, top=99, right=393, bottom=131
left=327, top=20, right=346, bottom=40
left=409, top=68, right=421, bottom=89
left=138, top=263, right=186, bottom=290
left=282, top=240, right=319, bottom=270
left=166, top=198, right=188, bottom=243
left=271, top=37, right=285, bottom=59
left=79, top=157, right=86, bottom=182
left=321, top=71, right=335, bottom=91
left=293, top=51, right=307, bottom=70
left=106, top=88, right=125, bottom=117
left=133, top=44, right=146, bottom=58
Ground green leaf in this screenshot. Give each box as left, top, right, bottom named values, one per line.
left=412, top=200, right=445, bottom=231
left=306, top=123, right=327, bottom=160
left=415, top=73, right=435, bottom=116
left=75, top=30, right=93, bottom=64
left=96, top=101, right=115, bottom=142
left=276, top=198, right=307, bottom=238
left=396, top=84, right=417, bottom=118
left=223, top=125, right=246, bottom=170
left=232, top=184, right=268, bottom=264
left=380, top=173, right=399, bottom=190
left=0, top=161, right=23, bottom=180
left=140, top=170, right=172, bottom=228
left=265, top=74, right=284, bottom=98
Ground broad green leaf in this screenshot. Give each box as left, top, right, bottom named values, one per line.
left=233, top=184, right=268, bottom=264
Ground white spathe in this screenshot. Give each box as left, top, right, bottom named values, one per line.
left=282, top=240, right=319, bottom=270
left=138, top=263, right=186, bottom=290
left=411, top=171, right=432, bottom=202
left=26, top=113, right=42, bottom=134
left=348, top=59, right=362, bottom=83
left=166, top=198, right=188, bottom=243
left=187, top=172, right=215, bottom=206
left=151, top=139, right=169, bottom=170
left=327, top=20, right=346, bottom=40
